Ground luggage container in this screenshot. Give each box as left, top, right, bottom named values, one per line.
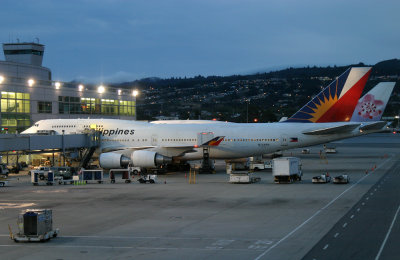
left=46, top=171, right=54, bottom=186
left=109, top=168, right=135, bottom=183
left=31, top=171, right=39, bottom=185
left=11, top=209, right=59, bottom=242
left=31, top=171, right=55, bottom=186
left=82, top=169, right=103, bottom=184
left=273, top=157, right=302, bottom=183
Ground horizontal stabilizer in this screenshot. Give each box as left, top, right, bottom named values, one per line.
left=359, top=121, right=387, bottom=131
left=303, top=123, right=360, bottom=135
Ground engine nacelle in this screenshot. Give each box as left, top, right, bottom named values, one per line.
left=99, top=152, right=130, bottom=169
left=131, top=150, right=172, bottom=168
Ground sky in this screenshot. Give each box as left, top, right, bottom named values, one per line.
left=0, top=0, right=399, bottom=83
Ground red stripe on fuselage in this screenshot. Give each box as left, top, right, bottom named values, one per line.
left=317, top=69, right=371, bottom=122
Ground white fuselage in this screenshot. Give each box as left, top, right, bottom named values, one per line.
left=23, top=118, right=371, bottom=161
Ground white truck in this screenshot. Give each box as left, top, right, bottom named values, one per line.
left=272, top=157, right=302, bottom=183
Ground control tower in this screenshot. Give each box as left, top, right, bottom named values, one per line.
left=3, top=42, right=45, bottom=66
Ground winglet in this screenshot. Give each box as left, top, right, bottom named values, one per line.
left=201, top=136, right=225, bottom=146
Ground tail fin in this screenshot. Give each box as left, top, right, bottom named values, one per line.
left=351, top=82, right=396, bottom=122
left=284, top=67, right=371, bottom=123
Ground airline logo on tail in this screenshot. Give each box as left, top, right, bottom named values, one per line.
left=285, top=67, right=371, bottom=123
left=351, top=82, right=396, bottom=122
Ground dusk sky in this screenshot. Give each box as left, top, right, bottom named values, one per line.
left=0, top=0, right=399, bottom=83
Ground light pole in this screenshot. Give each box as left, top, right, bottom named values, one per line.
left=246, top=99, right=250, bottom=123
left=132, top=90, right=139, bottom=120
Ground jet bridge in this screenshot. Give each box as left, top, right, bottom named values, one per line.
left=0, top=132, right=100, bottom=153
left=0, top=131, right=101, bottom=168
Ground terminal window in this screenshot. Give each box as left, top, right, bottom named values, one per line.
left=1, top=92, right=30, bottom=113
left=4, top=49, right=44, bottom=56
left=38, top=101, right=52, bottom=113
left=1, top=91, right=31, bottom=133
left=58, top=96, right=135, bottom=116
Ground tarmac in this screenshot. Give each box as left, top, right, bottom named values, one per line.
left=0, top=133, right=399, bottom=260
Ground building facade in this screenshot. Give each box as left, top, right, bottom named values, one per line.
left=0, top=42, right=136, bottom=133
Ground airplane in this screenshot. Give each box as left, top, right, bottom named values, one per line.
left=23, top=67, right=385, bottom=169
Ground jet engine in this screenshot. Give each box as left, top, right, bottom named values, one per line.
left=99, top=152, right=130, bottom=169
left=131, top=150, right=172, bottom=168
left=99, top=151, right=172, bottom=169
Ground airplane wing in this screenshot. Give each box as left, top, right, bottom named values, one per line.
left=102, top=146, right=156, bottom=153
left=101, top=136, right=225, bottom=154
left=359, top=121, right=387, bottom=131
left=302, top=123, right=360, bottom=135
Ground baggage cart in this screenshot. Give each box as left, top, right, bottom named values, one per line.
left=109, top=168, right=135, bottom=183
left=229, top=173, right=261, bottom=184
left=31, top=171, right=55, bottom=186
left=10, top=209, right=59, bottom=242
left=81, top=169, right=103, bottom=184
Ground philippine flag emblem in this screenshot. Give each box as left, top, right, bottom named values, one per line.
left=290, top=137, right=298, bottom=142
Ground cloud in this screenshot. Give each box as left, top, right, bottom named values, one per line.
left=74, top=71, right=146, bottom=83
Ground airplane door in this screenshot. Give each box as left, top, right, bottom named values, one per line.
left=151, top=135, right=158, bottom=146
left=280, top=134, right=288, bottom=146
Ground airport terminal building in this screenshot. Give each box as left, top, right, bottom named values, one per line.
left=0, top=42, right=137, bottom=133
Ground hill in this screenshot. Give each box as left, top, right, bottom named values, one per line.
left=111, top=59, right=400, bottom=122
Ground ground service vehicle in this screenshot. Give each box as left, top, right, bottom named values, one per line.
left=0, top=164, right=9, bottom=177
left=273, top=157, right=302, bottom=183
left=333, top=175, right=350, bottom=184
left=312, top=174, right=332, bottom=183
